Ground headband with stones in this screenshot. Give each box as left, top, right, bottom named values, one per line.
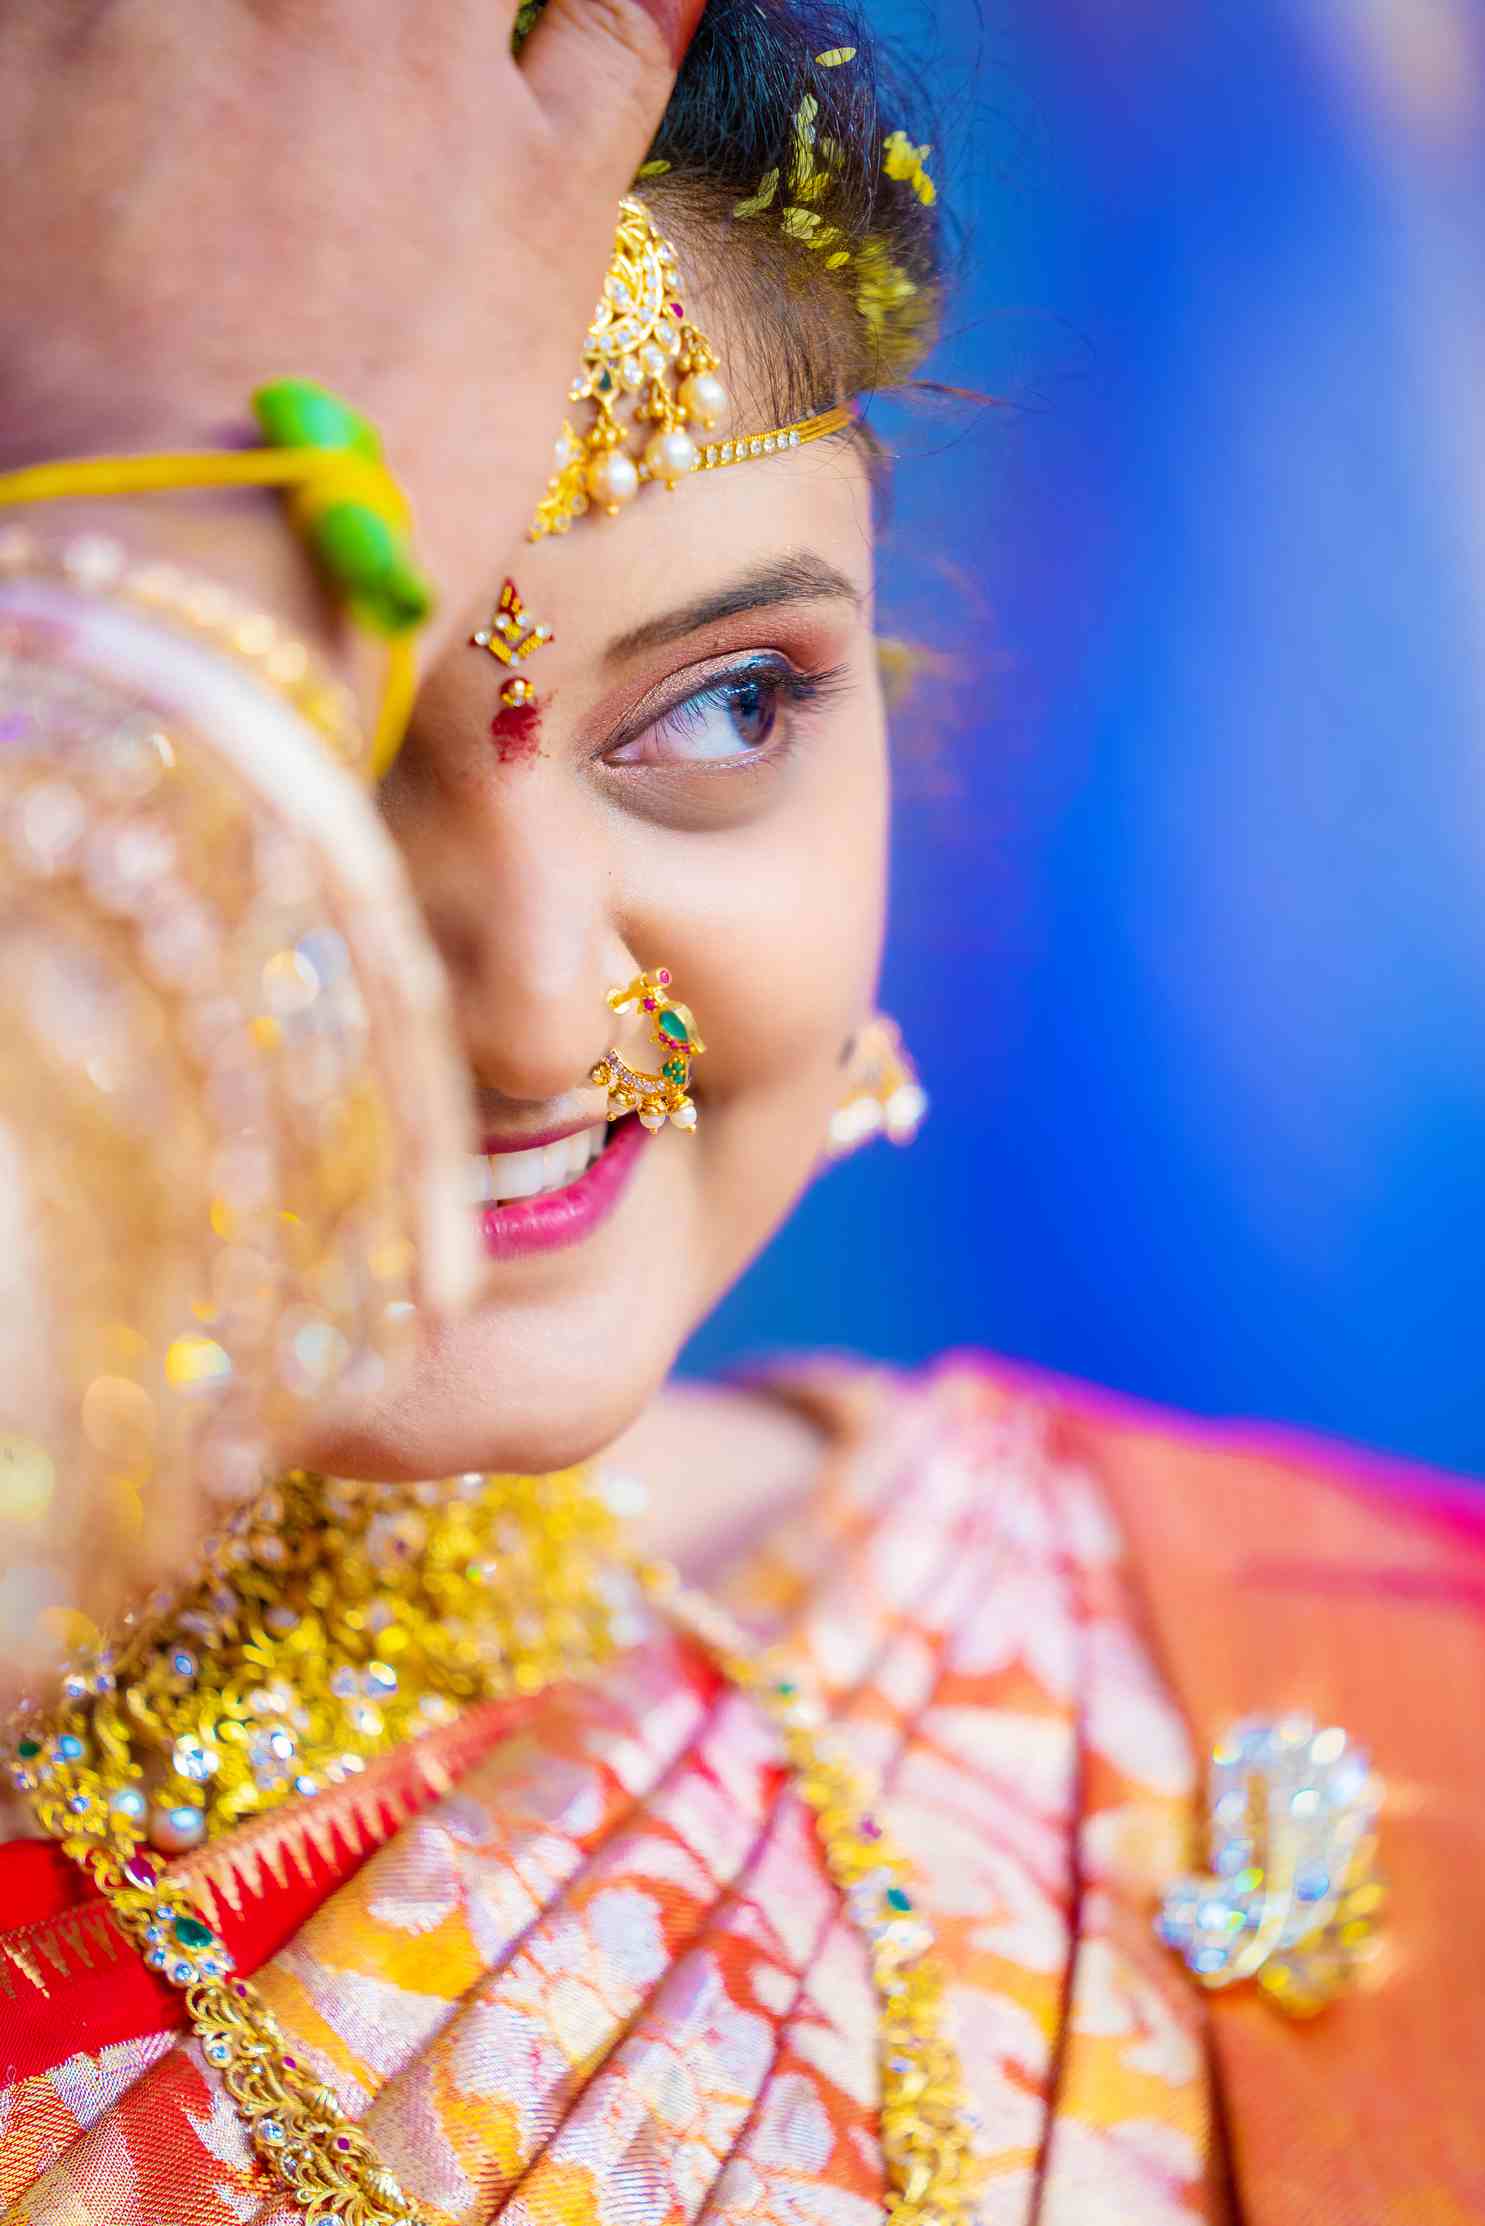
left=528, top=195, right=851, bottom=540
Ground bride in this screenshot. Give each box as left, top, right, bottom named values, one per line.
left=0, top=3, right=1479, bottom=2222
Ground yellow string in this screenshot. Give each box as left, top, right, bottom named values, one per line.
left=0, top=446, right=419, bottom=771
left=373, top=635, right=419, bottom=779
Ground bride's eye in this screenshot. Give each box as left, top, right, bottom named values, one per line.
left=606, top=658, right=845, bottom=770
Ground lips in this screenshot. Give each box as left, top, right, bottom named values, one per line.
left=475, top=1115, right=651, bottom=1260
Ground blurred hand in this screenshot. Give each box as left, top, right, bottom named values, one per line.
left=0, top=0, right=698, bottom=657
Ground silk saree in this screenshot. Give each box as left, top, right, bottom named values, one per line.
left=3, top=1360, right=1482, bottom=2225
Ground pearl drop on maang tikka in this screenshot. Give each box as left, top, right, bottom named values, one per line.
left=531, top=200, right=731, bottom=536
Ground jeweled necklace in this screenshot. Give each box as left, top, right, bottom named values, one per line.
left=11, top=1467, right=984, bottom=2226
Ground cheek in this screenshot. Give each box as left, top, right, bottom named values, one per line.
left=673, top=735, right=888, bottom=1266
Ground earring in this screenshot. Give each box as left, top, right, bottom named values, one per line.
left=826, top=1015, right=927, bottom=1159
left=593, top=968, right=704, bottom=1133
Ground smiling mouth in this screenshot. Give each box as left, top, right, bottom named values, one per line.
left=467, top=1117, right=650, bottom=1262
left=466, top=1123, right=609, bottom=1208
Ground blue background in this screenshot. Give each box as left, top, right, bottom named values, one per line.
left=681, top=0, right=1485, bottom=1478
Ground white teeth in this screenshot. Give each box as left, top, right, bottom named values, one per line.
left=465, top=1156, right=497, bottom=1205
left=542, top=1138, right=574, bottom=1191
left=469, top=1124, right=607, bottom=1209
left=487, top=1146, right=545, bottom=1200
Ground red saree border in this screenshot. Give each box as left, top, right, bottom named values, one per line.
left=0, top=1689, right=546, bottom=2082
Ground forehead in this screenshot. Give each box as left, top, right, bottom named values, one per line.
left=501, top=225, right=877, bottom=655
left=513, top=428, right=877, bottom=657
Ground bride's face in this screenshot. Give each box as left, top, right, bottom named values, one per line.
left=311, top=412, right=887, bottom=1479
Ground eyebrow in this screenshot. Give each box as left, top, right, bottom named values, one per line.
left=602, top=552, right=861, bottom=663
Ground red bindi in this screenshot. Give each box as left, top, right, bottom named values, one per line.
left=490, top=698, right=543, bottom=764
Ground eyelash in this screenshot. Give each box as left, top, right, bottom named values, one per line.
left=605, top=657, right=851, bottom=772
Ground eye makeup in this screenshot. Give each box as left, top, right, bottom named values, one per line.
left=604, top=652, right=852, bottom=773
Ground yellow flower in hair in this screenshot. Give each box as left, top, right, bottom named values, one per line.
left=788, top=93, right=824, bottom=197
left=855, top=235, right=917, bottom=332
left=854, top=233, right=938, bottom=379
left=780, top=208, right=848, bottom=258
left=734, top=167, right=780, bottom=217
left=784, top=94, right=845, bottom=208
left=883, top=129, right=938, bottom=207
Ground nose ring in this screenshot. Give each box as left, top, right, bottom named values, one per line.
left=593, top=969, right=704, bottom=1133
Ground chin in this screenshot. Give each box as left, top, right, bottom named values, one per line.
left=298, top=1296, right=683, bottom=1483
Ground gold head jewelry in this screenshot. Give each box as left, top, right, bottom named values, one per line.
left=826, top=1015, right=928, bottom=1159
left=470, top=576, right=556, bottom=709
left=592, top=968, right=703, bottom=1132
left=530, top=198, right=727, bottom=537
left=1158, top=1715, right=1385, bottom=2015
left=529, top=197, right=854, bottom=539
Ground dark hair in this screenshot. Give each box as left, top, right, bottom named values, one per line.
left=521, top=0, right=946, bottom=422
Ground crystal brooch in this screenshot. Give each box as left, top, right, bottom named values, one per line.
left=1158, top=1714, right=1385, bottom=2015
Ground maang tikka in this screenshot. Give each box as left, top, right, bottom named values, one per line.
left=529, top=195, right=852, bottom=539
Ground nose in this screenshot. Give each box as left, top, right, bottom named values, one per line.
left=389, top=770, right=617, bottom=1110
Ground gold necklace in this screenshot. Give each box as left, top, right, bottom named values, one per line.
left=639, top=1556, right=986, bottom=2226
left=11, top=1468, right=984, bottom=2226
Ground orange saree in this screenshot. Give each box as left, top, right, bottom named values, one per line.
left=2, top=1361, right=1482, bottom=2225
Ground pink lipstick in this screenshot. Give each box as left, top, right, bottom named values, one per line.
left=477, top=1116, right=648, bottom=1261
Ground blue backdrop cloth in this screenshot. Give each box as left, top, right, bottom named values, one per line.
left=681, top=0, right=1485, bottom=1479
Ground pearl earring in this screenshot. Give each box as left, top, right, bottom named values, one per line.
left=826, top=1016, right=927, bottom=1159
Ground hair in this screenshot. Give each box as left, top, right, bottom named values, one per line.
left=518, top=0, right=947, bottom=424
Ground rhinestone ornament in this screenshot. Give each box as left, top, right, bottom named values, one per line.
left=1158, top=1713, right=1385, bottom=2014
left=469, top=577, right=555, bottom=713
